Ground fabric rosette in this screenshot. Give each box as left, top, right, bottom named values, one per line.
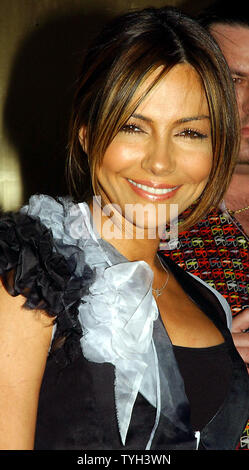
left=79, top=260, right=159, bottom=445
left=0, top=210, right=94, bottom=362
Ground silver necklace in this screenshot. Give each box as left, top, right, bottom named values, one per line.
left=152, top=256, right=169, bottom=298
left=227, top=205, right=249, bottom=216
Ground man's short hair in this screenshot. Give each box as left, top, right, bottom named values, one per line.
left=197, top=1, right=249, bottom=29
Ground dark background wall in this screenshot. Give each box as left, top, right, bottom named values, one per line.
left=0, top=0, right=214, bottom=210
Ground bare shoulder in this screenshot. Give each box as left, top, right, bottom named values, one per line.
left=0, top=278, right=55, bottom=449
left=0, top=276, right=54, bottom=384
left=0, top=277, right=54, bottom=344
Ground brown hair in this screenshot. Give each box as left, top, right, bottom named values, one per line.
left=67, top=6, right=240, bottom=230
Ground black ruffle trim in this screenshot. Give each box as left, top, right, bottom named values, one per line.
left=0, top=211, right=94, bottom=365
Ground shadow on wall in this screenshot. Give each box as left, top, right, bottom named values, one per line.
left=3, top=11, right=110, bottom=205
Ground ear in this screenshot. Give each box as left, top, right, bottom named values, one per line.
left=78, top=126, right=88, bottom=153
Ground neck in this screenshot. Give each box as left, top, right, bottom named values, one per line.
left=90, top=200, right=161, bottom=268
left=225, top=170, right=249, bottom=210
left=224, top=168, right=249, bottom=236
left=106, top=235, right=160, bottom=267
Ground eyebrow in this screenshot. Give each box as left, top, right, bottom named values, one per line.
left=176, top=115, right=210, bottom=124
left=131, top=113, right=210, bottom=124
left=131, top=113, right=153, bottom=123
left=230, top=68, right=248, bottom=78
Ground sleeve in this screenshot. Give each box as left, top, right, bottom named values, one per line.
left=0, top=209, right=95, bottom=364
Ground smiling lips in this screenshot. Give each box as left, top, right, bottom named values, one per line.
left=127, top=178, right=181, bottom=201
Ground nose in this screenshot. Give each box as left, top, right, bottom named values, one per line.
left=141, top=140, right=176, bottom=176
left=239, top=85, right=249, bottom=118
left=242, top=87, right=249, bottom=115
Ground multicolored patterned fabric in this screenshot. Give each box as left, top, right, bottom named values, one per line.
left=161, top=206, right=249, bottom=315
left=160, top=205, right=249, bottom=450
left=238, top=421, right=249, bottom=450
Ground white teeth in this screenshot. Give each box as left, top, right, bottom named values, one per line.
left=128, top=179, right=177, bottom=195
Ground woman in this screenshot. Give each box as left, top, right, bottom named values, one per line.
left=0, top=6, right=248, bottom=450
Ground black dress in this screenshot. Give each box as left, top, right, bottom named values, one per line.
left=34, top=256, right=249, bottom=450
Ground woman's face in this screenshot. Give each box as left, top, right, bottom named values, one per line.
left=94, top=63, right=212, bottom=233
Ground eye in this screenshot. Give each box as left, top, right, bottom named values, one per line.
left=120, top=123, right=143, bottom=134
left=177, top=128, right=208, bottom=140
left=232, top=76, right=244, bottom=85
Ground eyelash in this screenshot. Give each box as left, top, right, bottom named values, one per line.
left=120, top=124, right=141, bottom=134
left=178, top=128, right=208, bottom=140
left=120, top=123, right=208, bottom=139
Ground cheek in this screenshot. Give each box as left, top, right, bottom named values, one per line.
left=237, top=90, right=247, bottom=120
left=182, top=150, right=213, bottom=183
left=100, top=140, right=144, bottom=174
left=96, top=143, right=137, bottom=194
left=99, top=146, right=122, bottom=174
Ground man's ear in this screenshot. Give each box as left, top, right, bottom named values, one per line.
left=79, top=126, right=88, bottom=153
